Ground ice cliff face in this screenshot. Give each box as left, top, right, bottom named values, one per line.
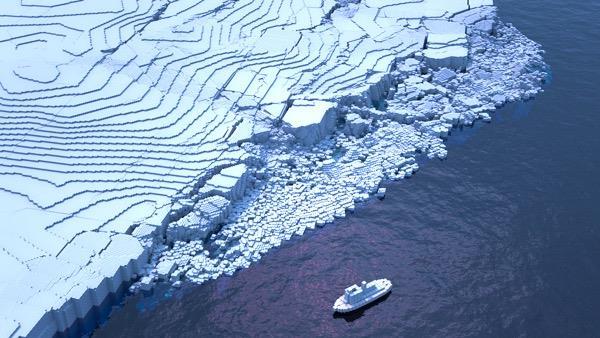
left=0, top=0, right=547, bottom=337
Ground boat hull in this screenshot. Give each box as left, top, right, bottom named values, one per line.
left=333, top=279, right=392, bottom=313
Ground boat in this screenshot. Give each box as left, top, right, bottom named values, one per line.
left=333, top=278, right=392, bottom=313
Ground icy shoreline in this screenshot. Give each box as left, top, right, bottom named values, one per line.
left=0, top=1, right=548, bottom=337
left=146, top=20, right=548, bottom=288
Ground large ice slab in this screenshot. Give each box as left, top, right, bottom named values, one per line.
left=282, top=100, right=338, bottom=145
left=0, top=0, right=548, bottom=336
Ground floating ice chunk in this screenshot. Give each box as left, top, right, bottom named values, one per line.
left=167, top=196, right=232, bottom=243
left=200, top=164, right=251, bottom=201
left=441, top=112, right=462, bottom=126
left=473, top=20, right=496, bottom=34
left=282, top=100, right=338, bottom=145
left=422, top=20, right=469, bottom=70
left=156, top=260, right=177, bottom=280
left=376, top=188, right=386, bottom=199
left=414, top=81, right=439, bottom=95
left=433, top=68, right=458, bottom=84
left=344, top=113, right=370, bottom=138
left=423, top=45, right=469, bottom=70
left=479, top=112, right=492, bottom=122
left=138, top=276, right=154, bottom=292
left=492, top=94, right=507, bottom=107
left=457, top=96, right=483, bottom=108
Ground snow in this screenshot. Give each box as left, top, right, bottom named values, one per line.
left=0, top=0, right=548, bottom=337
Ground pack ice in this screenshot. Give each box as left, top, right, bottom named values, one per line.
left=0, top=0, right=548, bottom=336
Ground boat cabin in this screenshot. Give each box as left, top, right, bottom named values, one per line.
left=344, top=281, right=374, bottom=303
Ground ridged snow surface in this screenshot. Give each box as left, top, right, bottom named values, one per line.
left=0, top=0, right=548, bottom=337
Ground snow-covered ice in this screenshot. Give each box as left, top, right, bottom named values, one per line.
left=0, top=0, right=548, bottom=336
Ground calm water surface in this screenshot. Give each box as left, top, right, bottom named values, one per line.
left=93, top=0, right=600, bottom=336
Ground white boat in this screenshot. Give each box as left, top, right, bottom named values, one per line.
left=333, top=278, right=392, bottom=313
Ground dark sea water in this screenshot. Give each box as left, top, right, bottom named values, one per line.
left=93, top=0, right=600, bottom=337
